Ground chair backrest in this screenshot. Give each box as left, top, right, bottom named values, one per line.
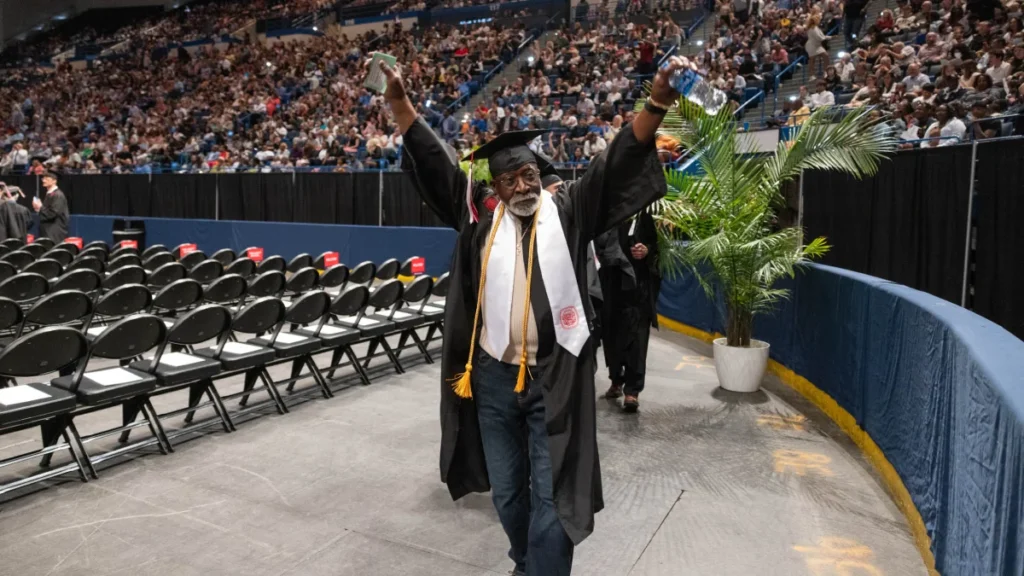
left=203, top=274, right=246, bottom=304
left=33, top=237, right=55, bottom=249
left=320, top=264, right=349, bottom=290
left=402, top=275, right=434, bottom=307
left=432, top=272, right=450, bottom=297
left=94, top=283, right=153, bottom=317
left=143, top=251, right=175, bottom=271
left=52, top=269, right=102, bottom=293
left=313, top=251, right=340, bottom=270
left=23, top=258, right=62, bottom=280
left=0, top=238, right=24, bottom=249
left=285, top=267, right=319, bottom=295
left=247, top=270, right=286, bottom=298
left=188, top=259, right=224, bottom=283
left=22, top=290, right=93, bottom=333
left=232, top=297, right=286, bottom=335
left=368, top=279, right=404, bottom=313
left=375, top=258, right=400, bottom=280
left=102, top=265, right=146, bottom=290
left=89, top=314, right=167, bottom=361
left=166, top=304, right=232, bottom=345
left=107, top=246, right=135, bottom=261
left=171, top=243, right=196, bottom=259
left=141, top=244, right=168, bottom=259
left=151, top=278, right=203, bottom=312
left=0, top=297, right=23, bottom=331
left=282, top=290, right=330, bottom=327
left=83, top=240, right=108, bottom=252
left=2, top=250, right=35, bottom=270
left=287, top=253, right=313, bottom=273
left=22, top=243, right=48, bottom=258
left=0, top=245, right=9, bottom=258
left=348, top=260, right=376, bottom=286
left=180, top=250, right=207, bottom=270
left=0, top=326, right=88, bottom=378
left=147, top=261, right=187, bottom=288
left=107, top=253, right=142, bottom=271
left=257, top=255, right=286, bottom=274
left=0, top=272, right=49, bottom=302
left=399, top=256, right=421, bottom=276
left=330, top=285, right=369, bottom=317
left=66, top=256, right=104, bottom=274
left=44, top=248, right=73, bottom=266
left=210, top=248, right=236, bottom=266
left=225, top=257, right=256, bottom=278
left=53, top=241, right=80, bottom=256
left=0, top=261, right=16, bottom=283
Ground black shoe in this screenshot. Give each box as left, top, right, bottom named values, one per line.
left=623, top=395, right=639, bottom=413
left=603, top=382, right=623, bottom=399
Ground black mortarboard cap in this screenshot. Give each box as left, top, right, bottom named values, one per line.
left=462, top=129, right=557, bottom=178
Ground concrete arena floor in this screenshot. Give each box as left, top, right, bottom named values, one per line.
left=0, top=328, right=927, bottom=576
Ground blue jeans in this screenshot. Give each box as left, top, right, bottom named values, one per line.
left=473, top=351, right=574, bottom=576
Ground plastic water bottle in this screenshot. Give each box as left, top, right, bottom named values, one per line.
left=664, top=64, right=729, bottom=115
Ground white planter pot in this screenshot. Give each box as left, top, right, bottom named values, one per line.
left=712, top=337, right=770, bottom=393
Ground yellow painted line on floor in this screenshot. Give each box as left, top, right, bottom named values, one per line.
left=657, top=314, right=940, bottom=576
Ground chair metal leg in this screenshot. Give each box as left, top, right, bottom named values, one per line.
left=260, top=368, right=290, bottom=414
left=204, top=381, right=236, bottom=433
left=38, top=419, right=61, bottom=468
left=59, top=420, right=90, bottom=483
left=394, top=331, right=411, bottom=360
left=379, top=337, right=405, bottom=374
left=239, top=368, right=259, bottom=407
left=143, top=399, right=174, bottom=453
left=184, top=382, right=205, bottom=424
left=345, top=346, right=372, bottom=386
left=66, top=419, right=98, bottom=480
left=326, top=347, right=344, bottom=380
left=410, top=330, right=434, bottom=364
left=304, top=356, right=333, bottom=399
left=119, top=400, right=142, bottom=444
left=362, top=338, right=380, bottom=370
left=286, top=358, right=304, bottom=393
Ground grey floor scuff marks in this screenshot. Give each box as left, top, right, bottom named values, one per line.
left=0, top=332, right=926, bottom=575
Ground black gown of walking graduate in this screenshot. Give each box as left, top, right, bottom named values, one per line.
left=401, top=116, right=666, bottom=544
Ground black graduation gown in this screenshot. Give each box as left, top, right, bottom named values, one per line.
left=39, top=189, right=69, bottom=242
left=400, top=116, right=666, bottom=544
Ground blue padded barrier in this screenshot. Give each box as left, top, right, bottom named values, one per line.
left=69, top=216, right=457, bottom=277
left=658, top=264, right=1024, bottom=576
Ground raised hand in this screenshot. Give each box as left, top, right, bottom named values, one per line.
left=379, top=62, right=407, bottom=104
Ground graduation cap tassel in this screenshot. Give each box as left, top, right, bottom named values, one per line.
left=449, top=202, right=507, bottom=399
left=514, top=201, right=541, bottom=394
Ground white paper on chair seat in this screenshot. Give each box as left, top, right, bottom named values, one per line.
left=338, top=315, right=379, bottom=327
left=274, top=332, right=306, bottom=344
left=153, top=352, right=204, bottom=367
left=87, top=325, right=108, bottom=337
left=0, top=386, right=50, bottom=405
left=222, top=342, right=263, bottom=355
left=431, top=298, right=446, bottom=307
left=163, top=319, right=174, bottom=328
left=319, top=325, right=348, bottom=335
left=391, top=310, right=413, bottom=319
left=88, top=367, right=143, bottom=386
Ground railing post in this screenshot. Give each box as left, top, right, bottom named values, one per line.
left=215, top=174, right=220, bottom=221
left=378, top=170, right=384, bottom=227
left=961, top=140, right=979, bottom=308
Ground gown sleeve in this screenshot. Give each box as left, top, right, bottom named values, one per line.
left=563, top=122, right=667, bottom=242
left=400, top=116, right=469, bottom=230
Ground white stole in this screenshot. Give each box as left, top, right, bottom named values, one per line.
left=483, top=191, right=589, bottom=358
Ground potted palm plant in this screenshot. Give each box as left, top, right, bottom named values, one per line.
left=653, top=104, right=895, bottom=392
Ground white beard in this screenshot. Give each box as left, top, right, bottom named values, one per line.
left=506, top=192, right=540, bottom=217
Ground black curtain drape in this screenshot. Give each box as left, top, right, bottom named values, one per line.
left=803, top=145, right=972, bottom=304
left=972, top=139, right=1024, bottom=340
left=6, top=175, right=38, bottom=211
left=294, top=173, right=340, bottom=224
left=382, top=172, right=422, bottom=226
left=62, top=175, right=112, bottom=215
left=352, top=172, right=380, bottom=225
left=110, top=175, right=150, bottom=216
left=261, top=173, right=294, bottom=223
left=150, top=174, right=213, bottom=219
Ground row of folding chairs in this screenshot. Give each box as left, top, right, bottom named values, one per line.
left=0, top=241, right=448, bottom=497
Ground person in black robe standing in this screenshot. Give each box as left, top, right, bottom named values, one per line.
left=595, top=208, right=661, bottom=413
left=380, top=56, right=687, bottom=575
left=32, top=172, right=69, bottom=242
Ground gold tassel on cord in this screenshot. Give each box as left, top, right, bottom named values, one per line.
left=514, top=200, right=541, bottom=393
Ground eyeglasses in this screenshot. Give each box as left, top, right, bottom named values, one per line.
left=496, top=168, right=541, bottom=190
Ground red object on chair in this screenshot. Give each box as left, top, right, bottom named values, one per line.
left=179, top=243, right=198, bottom=256
left=410, top=257, right=425, bottom=275
left=67, top=237, right=83, bottom=249
left=246, top=247, right=264, bottom=262
left=323, top=252, right=339, bottom=268
left=120, top=240, right=138, bottom=249
left=26, top=234, right=34, bottom=243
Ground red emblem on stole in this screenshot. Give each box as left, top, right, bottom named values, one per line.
left=560, top=306, right=579, bottom=329
left=483, top=196, right=499, bottom=213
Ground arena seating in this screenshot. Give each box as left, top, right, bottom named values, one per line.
left=0, top=237, right=448, bottom=496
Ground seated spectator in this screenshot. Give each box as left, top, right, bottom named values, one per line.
left=808, top=80, right=835, bottom=109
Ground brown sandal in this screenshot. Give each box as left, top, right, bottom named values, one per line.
left=623, top=395, right=639, bottom=413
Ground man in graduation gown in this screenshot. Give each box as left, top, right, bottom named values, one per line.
left=594, top=208, right=661, bottom=413
left=32, top=172, right=69, bottom=242
left=380, top=56, right=688, bottom=575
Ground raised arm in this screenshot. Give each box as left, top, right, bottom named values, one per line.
left=381, top=63, right=468, bottom=229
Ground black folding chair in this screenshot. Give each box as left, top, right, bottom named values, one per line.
left=33, top=238, right=55, bottom=250
left=2, top=250, right=35, bottom=271
left=247, top=271, right=286, bottom=300
left=376, top=258, right=400, bottom=281
left=320, top=265, right=350, bottom=294
left=102, top=265, right=146, bottom=291
left=106, top=253, right=142, bottom=272
left=44, top=249, right=73, bottom=267
left=13, top=290, right=93, bottom=341
left=210, top=249, right=236, bottom=266
left=188, top=259, right=224, bottom=284
left=336, top=279, right=405, bottom=374
left=203, top=274, right=247, bottom=306
left=0, top=238, right=24, bottom=250
left=399, top=256, right=422, bottom=276
left=52, top=241, right=80, bottom=257
left=284, top=267, right=319, bottom=300
left=180, top=251, right=207, bottom=270
left=141, top=244, right=168, bottom=259
left=197, top=297, right=288, bottom=416
left=313, top=252, right=339, bottom=270
left=83, top=240, right=108, bottom=252
left=143, top=251, right=175, bottom=271
left=248, top=291, right=333, bottom=400
left=0, top=272, right=49, bottom=303
left=66, top=256, right=104, bottom=275
left=257, top=255, right=286, bottom=274
left=108, top=246, right=136, bottom=262
left=348, top=261, right=376, bottom=287
left=50, top=315, right=172, bottom=472
left=87, top=284, right=154, bottom=342
left=225, top=257, right=256, bottom=278
left=147, top=261, right=187, bottom=289
left=23, top=258, right=62, bottom=280
left=22, top=243, right=48, bottom=259
left=420, top=272, right=449, bottom=347
left=125, top=305, right=234, bottom=444
left=150, top=279, right=203, bottom=333
left=0, top=327, right=91, bottom=496
left=0, top=261, right=16, bottom=283
left=287, top=253, right=313, bottom=273
left=305, top=286, right=372, bottom=387
left=391, top=275, right=436, bottom=364
left=78, top=246, right=109, bottom=263
left=52, top=269, right=102, bottom=294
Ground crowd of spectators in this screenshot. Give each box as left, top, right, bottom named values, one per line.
left=0, top=20, right=529, bottom=173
